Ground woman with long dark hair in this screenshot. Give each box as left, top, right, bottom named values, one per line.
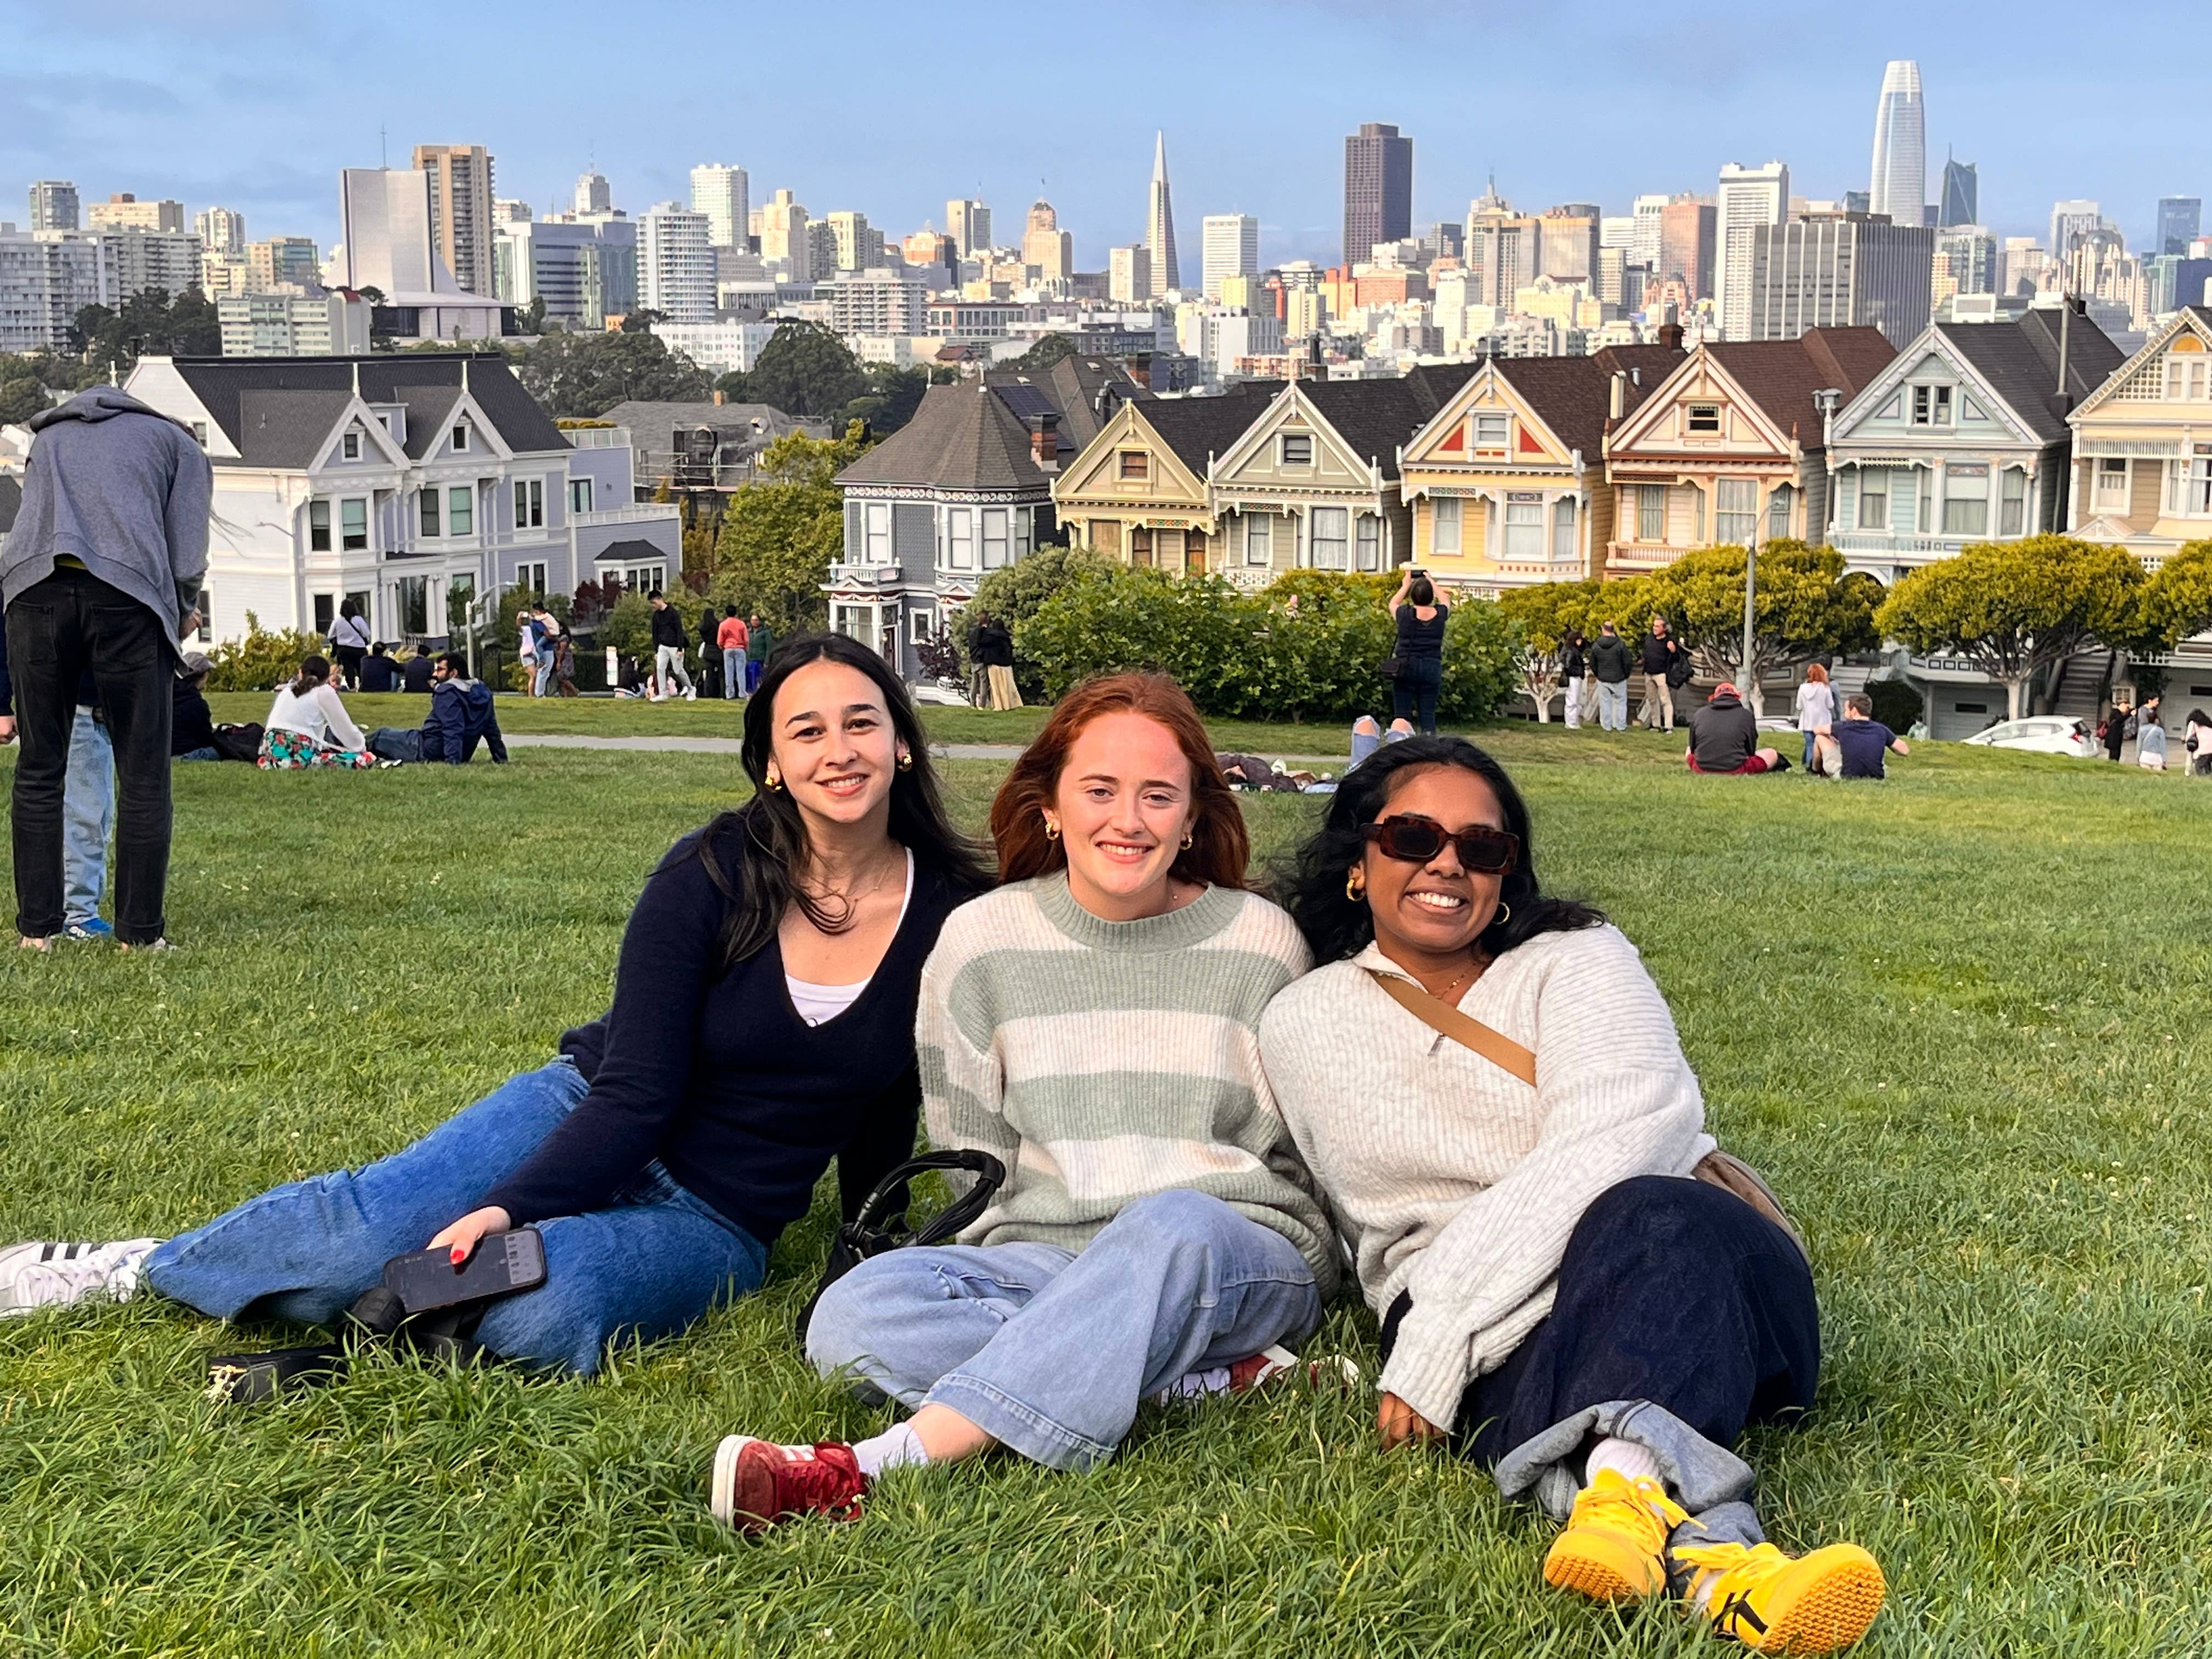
left=1260, top=736, right=1885, bottom=1655
left=708, top=672, right=1335, bottom=1533
left=257, top=654, right=374, bottom=769
left=0, top=634, right=993, bottom=1374
left=1386, top=567, right=1449, bottom=736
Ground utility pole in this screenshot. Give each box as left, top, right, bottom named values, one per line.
left=1742, top=526, right=1758, bottom=712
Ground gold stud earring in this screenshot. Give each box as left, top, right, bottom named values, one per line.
left=764, top=768, right=784, bottom=792
left=896, top=749, right=913, bottom=772
left=1345, top=866, right=1367, bottom=902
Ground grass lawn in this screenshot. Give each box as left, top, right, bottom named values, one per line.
left=3, top=727, right=2209, bottom=1656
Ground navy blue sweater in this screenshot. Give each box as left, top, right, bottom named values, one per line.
left=484, top=821, right=975, bottom=1245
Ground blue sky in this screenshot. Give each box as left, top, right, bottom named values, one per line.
left=4, top=0, right=2208, bottom=270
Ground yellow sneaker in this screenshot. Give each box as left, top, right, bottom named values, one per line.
left=1543, top=1468, right=1690, bottom=1601
left=1676, top=1539, right=1887, bottom=1654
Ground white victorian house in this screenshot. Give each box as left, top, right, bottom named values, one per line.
left=123, top=352, right=680, bottom=647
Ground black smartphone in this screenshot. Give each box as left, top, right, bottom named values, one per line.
left=383, top=1227, right=546, bottom=1313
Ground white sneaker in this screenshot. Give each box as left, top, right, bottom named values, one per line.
left=1148, top=1345, right=1363, bottom=1404
left=0, top=1238, right=161, bottom=1317
left=684, top=687, right=697, bottom=701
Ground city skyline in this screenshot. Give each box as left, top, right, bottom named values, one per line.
left=4, top=2, right=2209, bottom=274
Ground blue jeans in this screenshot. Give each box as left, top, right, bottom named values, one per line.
left=65, top=706, right=115, bottom=927
left=1391, top=654, right=1443, bottom=735
left=1596, top=681, right=1629, bottom=731
left=142, top=1060, right=767, bottom=1374
left=722, top=647, right=744, bottom=698
left=805, top=1188, right=1321, bottom=1471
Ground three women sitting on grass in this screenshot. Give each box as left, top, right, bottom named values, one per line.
left=0, top=634, right=990, bottom=1373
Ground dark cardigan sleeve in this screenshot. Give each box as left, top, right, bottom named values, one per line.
left=483, top=836, right=720, bottom=1224
left=836, top=1063, right=923, bottom=1224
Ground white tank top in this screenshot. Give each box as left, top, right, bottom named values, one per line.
left=785, top=850, right=915, bottom=1026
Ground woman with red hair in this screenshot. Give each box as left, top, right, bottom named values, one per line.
left=708, top=672, right=1336, bottom=1532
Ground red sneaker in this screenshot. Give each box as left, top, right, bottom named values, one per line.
left=709, top=1436, right=869, bottom=1534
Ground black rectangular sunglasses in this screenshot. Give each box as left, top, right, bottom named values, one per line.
left=1361, top=814, right=1519, bottom=873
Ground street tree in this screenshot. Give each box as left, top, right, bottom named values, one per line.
left=511, top=329, right=710, bottom=419
left=68, top=287, right=222, bottom=369
left=1496, top=579, right=1609, bottom=721
left=708, top=421, right=874, bottom=638
left=1875, top=534, right=2145, bottom=721
left=715, top=321, right=870, bottom=420
left=2142, top=539, right=2212, bottom=648
left=1649, top=540, right=1880, bottom=715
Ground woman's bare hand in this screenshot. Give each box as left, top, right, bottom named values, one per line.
left=426, top=1205, right=513, bottom=1264
left=1378, top=1390, right=1447, bottom=1449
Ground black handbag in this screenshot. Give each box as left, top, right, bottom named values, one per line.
left=797, top=1149, right=1005, bottom=1342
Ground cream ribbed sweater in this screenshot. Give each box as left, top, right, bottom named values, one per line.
left=917, top=874, right=1338, bottom=1294
left=1258, top=926, right=1713, bottom=1430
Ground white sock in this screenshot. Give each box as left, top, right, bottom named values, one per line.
left=1585, top=1436, right=1662, bottom=1488
left=850, top=1421, right=929, bottom=1480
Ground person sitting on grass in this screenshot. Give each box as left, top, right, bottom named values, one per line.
left=365, top=653, right=510, bottom=766
left=1684, top=682, right=1787, bottom=776
left=257, top=655, right=375, bottom=769
left=1260, top=735, right=1884, bottom=1655
left=400, top=647, right=437, bottom=695
left=707, top=671, right=1338, bottom=1534
left=357, top=642, right=398, bottom=694
left=1826, top=695, right=1909, bottom=781
left=171, top=651, right=219, bottom=761
left=0, top=635, right=994, bottom=1378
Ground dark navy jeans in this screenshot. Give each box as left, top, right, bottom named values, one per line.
left=1391, top=654, right=1443, bottom=735
left=143, top=1059, right=767, bottom=1373
left=1383, top=1175, right=1820, bottom=1467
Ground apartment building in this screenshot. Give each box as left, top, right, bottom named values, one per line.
left=690, top=165, right=749, bottom=250
left=29, top=180, right=79, bottom=232
left=824, top=267, right=928, bottom=338
left=0, top=228, right=105, bottom=351
left=249, top=237, right=321, bottom=292
left=88, top=193, right=184, bottom=233
left=1745, top=213, right=1935, bottom=346
left=494, top=217, right=638, bottom=325
left=196, top=207, right=246, bottom=257
left=217, top=292, right=373, bottom=357
left=118, top=353, right=678, bottom=645
left=639, top=204, right=715, bottom=322
left=413, top=145, right=496, bottom=298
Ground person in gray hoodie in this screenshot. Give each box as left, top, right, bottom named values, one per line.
left=2, top=388, right=211, bottom=951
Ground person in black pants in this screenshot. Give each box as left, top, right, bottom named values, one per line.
left=2, top=388, right=210, bottom=952
left=1386, top=567, right=1449, bottom=736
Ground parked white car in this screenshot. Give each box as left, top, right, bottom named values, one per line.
left=1959, top=716, right=2097, bottom=758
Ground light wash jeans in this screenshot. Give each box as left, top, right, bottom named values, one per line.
left=65, top=706, right=115, bottom=928
left=142, top=1059, right=766, bottom=1374
left=723, top=646, right=744, bottom=698
left=805, top=1188, right=1321, bottom=1471
left=1596, top=681, right=1629, bottom=731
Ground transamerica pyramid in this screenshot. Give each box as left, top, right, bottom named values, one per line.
left=1145, top=131, right=1180, bottom=297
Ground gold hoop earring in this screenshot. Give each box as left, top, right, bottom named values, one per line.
left=1180, top=831, right=1194, bottom=850
left=764, top=769, right=784, bottom=792
left=896, top=749, right=913, bottom=772
left=1493, top=901, right=1511, bottom=924
left=1043, top=819, right=1061, bottom=841
left=1345, top=867, right=1367, bottom=902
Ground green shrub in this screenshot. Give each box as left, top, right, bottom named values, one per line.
left=1015, top=567, right=1516, bottom=724
left=952, top=545, right=1116, bottom=701
left=1865, top=676, right=1923, bottom=732
left=205, top=613, right=326, bottom=692
left=597, top=591, right=655, bottom=660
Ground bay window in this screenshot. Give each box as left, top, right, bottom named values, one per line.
left=1356, top=515, right=1381, bottom=571
left=1432, top=496, right=1461, bottom=554
left=2000, top=467, right=2028, bottom=534
left=947, top=507, right=975, bottom=569
left=1714, top=477, right=1758, bottom=546
left=1942, top=465, right=1988, bottom=536
left=1553, top=496, right=1577, bottom=561
left=1503, top=498, right=1543, bottom=560
left=1309, top=506, right=1349, bottom=569
left=981, top=509, right=1009, bottom=568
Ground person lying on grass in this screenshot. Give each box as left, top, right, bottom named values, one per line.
left=709, top=671, right=1338, bottom=1532
left=0, top=634, right=993, bottom=1373
left=1259, top=735, right=1886, bottom=1656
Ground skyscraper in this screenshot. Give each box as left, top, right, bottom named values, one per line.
left=1201, top=213, right=1259, bottom=301
left=1657, top=196, right=1716, bottom=302
left=2049, top=200, right=2103, bottom=259
left=690, top=164, right=749, bottom=250
left=2157, top=197, right=2203, bottom=256
left=413, top=143, right=496, bottom=298
left=1939, top=159, right=1978, bottom=229
left=1145, top=132, right=1180, bottom=296
left=639, top=202, right=715, bottom=321
left=1867, top=61, right=1926, bottom=227
left=946, top=199, right=991, bottom=257
left=29, top=180, right=80, bottom=232
left=1342, top=122, right=1413, bottom=266
left=760, top=189, right=813, bottom=280
left=196, top=207, right=247, bottom=257
left=1023, top=200, right=1073, bottom=283
left=1747, top=216, right=1933, bottom=346
left=1715, top=161, right=1788, bottom=337
left=574, top=172, right=614, bottom=218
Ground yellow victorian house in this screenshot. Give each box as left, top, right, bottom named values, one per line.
left=1399, top=345, right=1680, bottom=592
left=2067, top=304, right=2212, bottom=559
left=1052, top=385, right=1277, bottom=572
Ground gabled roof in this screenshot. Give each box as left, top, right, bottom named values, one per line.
left=1296, top=368, right=1479, bottom=480
left=1932, top=312, right=2126, bottom=443
left=593, top=537, right=669, bottom=564
left=836, top=383, right=1049, bottom=492
left=0, top=473, right=20, bottom=535
left=2069, top=304, right=2212, bottom=421
left=983, top=353, right=1150, bottom=452
left=167, top=353, right=566, bottom=466
left=596, top=399, right=821, bottom=460
left=1702, top=326, right=1896, bottom=450
left=1132, top=382, right=1281, bottom=474
left=1487, top=345, right=1682, bottom=460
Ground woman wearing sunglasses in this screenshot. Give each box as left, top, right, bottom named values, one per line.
left=1259, top=736, right=1885, bottom=1655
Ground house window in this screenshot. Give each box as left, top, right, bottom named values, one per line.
left=197, top=590, right=212, bottom=643
left=2165, top=357, right=2210, bottom=400
left=2001, top=467, right=2028, bottom=534
left=340, top=498, right=368, bottom=552
left=514, top=478, right=543, bottom=529
left=419, top=488, right=441, bottom=537
left=1356, top=515, right=1381, bottom=572
left=1858, top=470, right=1889, bottom=531
left=447, top=485, right=473, bottom=537
left=1637, top=484, right=1665, bottom=541
left=910, top=610, right=934, bottom=644
left=1309, top=506, right=1349, bottom=568
left=190, top=421, right=207, bottom=448
left=1911, top=385, right=1954, bottom=426
left=864, top=501, right=891, bottom=561
left=342, top=430, right=360, bottom=461
left=396, top=575, right=429, bottom=636
left=981, top=509, right=1009, bottom=568
left=1118, top=450, right=1149, bottom=481
left=1279, top=432, right=1313, bottom=466
left=1691, top=485, right=1705, bottom=541
left=518, top=561, right=548, bottom=594
left=1432, top=496, right=1462, bottom=554
left=947, top=507, right=975, bottom=569
left=1245, top=514, right=1273, bottom=566
left=309, top=500, right=332, bottom=552
left=452, top=425, right=470, bottom=452
left=313, top=594, right=334, bottom=634
left=569, top=477, right=594, bottom=514
left=1767, top=484, right=1792, bottom=542
left=1714, top=478, right=1758, bottom=545
left=1474, top=413, right=1510, bottom=448
left=2096, top=458, right=2129, bottom=504
left=1014, top=509, right=1032, bottom=559
left=1942, top=465, right=1988, bottom=536
left=1503, top=499, right=1544, bottom=560
left=2170, top=447, right=2212, bottom=516
left=1686, top=404, right=1720, bottom=434
left=1553, top=496, right=1577, bottom=561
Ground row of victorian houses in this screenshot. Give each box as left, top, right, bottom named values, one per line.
left=837, top=304, right=2212, bottom=737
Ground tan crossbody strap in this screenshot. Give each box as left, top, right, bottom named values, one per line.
left=1365, top=970, right=1538, bottom=1086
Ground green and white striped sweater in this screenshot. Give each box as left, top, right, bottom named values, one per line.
left=917, top=874, right=1339, bottom=1295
